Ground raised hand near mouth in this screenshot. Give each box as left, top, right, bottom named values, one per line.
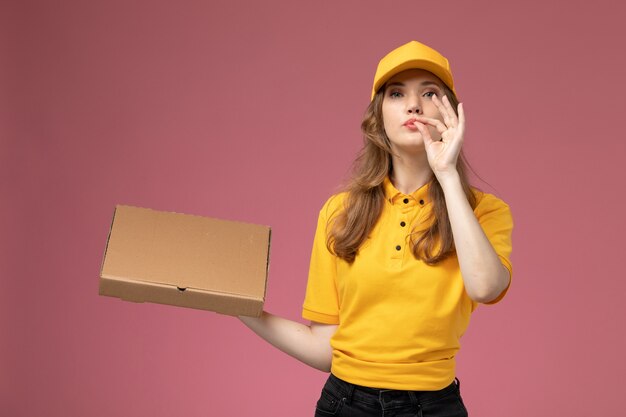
left=413, top=95, right=465, bottom=181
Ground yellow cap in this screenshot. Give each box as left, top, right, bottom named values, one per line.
left=371, top=40, right=455, bottom=100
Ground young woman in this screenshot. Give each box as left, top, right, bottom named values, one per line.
left=240, top=40, right=513, bottom=417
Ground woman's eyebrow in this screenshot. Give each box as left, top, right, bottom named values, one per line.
left=420, top=81, right=442, bottom=89
left=387, top=81, right=442, bottom=89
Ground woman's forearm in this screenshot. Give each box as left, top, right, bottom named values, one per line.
left=238, top=312, right=336, bottom=372
left=439, top=173, right=510, bottom=303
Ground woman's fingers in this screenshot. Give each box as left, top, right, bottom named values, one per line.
left=442, top=95, right=458, bottom=122
left=431, top=95, right=451, bottom=126
left=457, top=102, right=465, bottom=133
left=414, top=121, right=435, bottom=146
left=433, top=95, right=458, bottom=128
left=413, top=116, right=447, bottom=134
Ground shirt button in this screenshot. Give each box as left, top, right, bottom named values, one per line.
left=400, top=221, right=406, bottom=227
left=419, top=199, right=424, bottom=205
left=403, top=198, right=409, bottom=204
left=395, top=245, right=401, bottom=251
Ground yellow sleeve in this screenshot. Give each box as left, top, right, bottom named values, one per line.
left=474, top=191, right=514, bottom=305
left=302, top=196, right=342, bottom=324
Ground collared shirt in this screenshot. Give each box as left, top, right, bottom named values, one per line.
left=302, top=178, right=513, bottom=390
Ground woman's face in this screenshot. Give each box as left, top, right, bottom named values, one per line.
left=381, top=69, right=446, bottom=154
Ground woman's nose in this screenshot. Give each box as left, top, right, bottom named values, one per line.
left=406, top=96, right=421, bottom=114
left=407, top=105, right=421, bottom=114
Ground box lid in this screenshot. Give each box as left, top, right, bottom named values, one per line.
left=100, top=205, right=270, bottom=300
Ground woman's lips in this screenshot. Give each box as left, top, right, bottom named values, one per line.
left=403, top=118, right=419, bottom=130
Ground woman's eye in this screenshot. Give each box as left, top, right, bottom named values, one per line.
left=389, top=91, right=402, bottom=98
left=424, top=91, right=437, bottom=98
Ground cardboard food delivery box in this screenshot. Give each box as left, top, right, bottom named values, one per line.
left=99, top=205, right=271, bottom=317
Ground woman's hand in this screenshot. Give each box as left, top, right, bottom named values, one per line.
left=413, top=95, right=465, bottom=181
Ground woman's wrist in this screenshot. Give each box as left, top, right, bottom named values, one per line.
left=434, top=169, right=461, bottom=190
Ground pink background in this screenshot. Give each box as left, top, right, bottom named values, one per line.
left=2, top=0, right=625, bottom=415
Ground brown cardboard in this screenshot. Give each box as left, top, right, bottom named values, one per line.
left=99, top=205, right=270, bottom=317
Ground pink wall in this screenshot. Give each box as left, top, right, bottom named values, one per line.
left=2, top=0, right=625, bottom=415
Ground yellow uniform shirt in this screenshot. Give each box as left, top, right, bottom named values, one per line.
left=302, top=178, right=513, bottom=390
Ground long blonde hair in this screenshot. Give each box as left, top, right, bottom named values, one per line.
left=327, top=83, right=477, bottom=265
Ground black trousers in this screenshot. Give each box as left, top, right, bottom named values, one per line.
left=315, top=374, right=468, bottom=417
